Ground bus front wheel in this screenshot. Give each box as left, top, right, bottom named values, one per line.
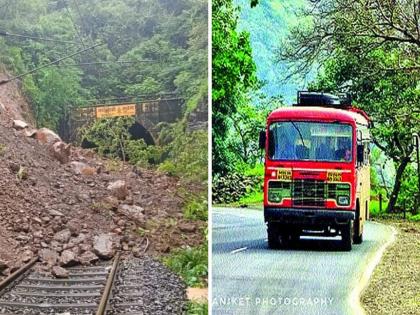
left=353, top=210, right=363, bottom=244
left=267, top=222, right=280, bottom=249
left=341, top=220, right=353, bottom=251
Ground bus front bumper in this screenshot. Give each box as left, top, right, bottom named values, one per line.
left=264, top=207, right=355, bottom=226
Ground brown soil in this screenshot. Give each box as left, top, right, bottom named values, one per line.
left=0, top=74, right=205, bottom=279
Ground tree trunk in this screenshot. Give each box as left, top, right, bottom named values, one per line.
left=386, top=156, right=410, bottom=213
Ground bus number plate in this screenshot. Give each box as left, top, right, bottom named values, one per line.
left=277, top=169, right=292, bottom=181
left=327, top=171, right=342, bottom=182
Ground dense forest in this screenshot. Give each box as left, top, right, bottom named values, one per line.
left=0, top=0, right=207, bottom=130
left=213, top=0, right=419, bottom=216
left=0, top=0, right=208, bottom=183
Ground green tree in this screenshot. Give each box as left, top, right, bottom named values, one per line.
left=308, top=46, right=419, bottom=213
left=212, top=0, right=258, bottom=174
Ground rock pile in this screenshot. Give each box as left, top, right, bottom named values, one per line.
left=0, top=113, right=204, bottom=279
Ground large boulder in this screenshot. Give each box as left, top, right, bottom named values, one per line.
left=59, top=250, right=78, bottom=267
left=107, top=180, right=128, bottom=200
left=50, top=141, right=71, bottom=164
left=79, top=251, right=99, bottom=265
left=93, top=234, right=115, bottom=260
left=32, top=128, right=61, bottom=145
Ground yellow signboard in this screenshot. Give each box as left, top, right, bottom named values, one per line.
left=96, top=104, right=136, bottom=119
left=277, top=169, right=292, bottom=181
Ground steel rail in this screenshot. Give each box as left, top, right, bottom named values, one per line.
left=96, top=252, right=121, bottom=315
left=0, top=257, right=38, bottom=293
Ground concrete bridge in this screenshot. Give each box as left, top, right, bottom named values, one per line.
left=66, top=95, right=184, bottom=145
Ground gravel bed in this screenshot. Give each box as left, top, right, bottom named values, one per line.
left=0, top=305, right=96, bottom=315
left=108, top=256, right=187, bottom=315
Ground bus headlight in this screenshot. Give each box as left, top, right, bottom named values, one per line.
left=268, top=181, right=291, bottom=203
left=337, top=195, right=350, bottom=206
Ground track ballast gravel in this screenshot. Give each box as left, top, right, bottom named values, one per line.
left=108, top=256, right=187, bottom=315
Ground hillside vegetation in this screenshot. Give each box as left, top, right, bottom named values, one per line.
left=0, top=0, right=207, bottom=130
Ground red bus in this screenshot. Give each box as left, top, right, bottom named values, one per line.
left=259, top=92, right=371, bottom=250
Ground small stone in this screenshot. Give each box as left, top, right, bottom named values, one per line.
left=21, top=250, right=34, bottom=263
left=118, top=204, right=145, bottom=223
left=0, top=259, right=8, bottom=273
left=179, top=223, right=197, bottom=233
left=107, top=180, right=129, bottom=200
left=103, top=196, right=119, bottom=210
left=66, top=220, right=80, bottom=236
left=70, top=161, right=97, bottom=176
left=53, top=229, right=71, bottom=243
left=49, top=210, right=64, bottom=217
left=13, top=120, right=28, bottom=130
left=52, top=266, right=69, bottom=278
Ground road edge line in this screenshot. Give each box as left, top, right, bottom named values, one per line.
left=349, top=222, right=397, bottom=315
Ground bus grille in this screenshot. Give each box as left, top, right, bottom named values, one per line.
left=292, top=179, right=325, bottom=207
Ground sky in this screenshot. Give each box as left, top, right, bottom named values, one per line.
left=235, top=0, right=313, bottom=104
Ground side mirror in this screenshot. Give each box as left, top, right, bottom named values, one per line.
left=357, top=144, right=364, bottom=163
left=259, top=130, right=266, bottom=150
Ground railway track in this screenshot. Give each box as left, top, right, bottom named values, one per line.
left=0, top=253, right=186, bottom=315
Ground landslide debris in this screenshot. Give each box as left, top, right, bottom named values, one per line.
left=0, top=78, right=204, bottom=279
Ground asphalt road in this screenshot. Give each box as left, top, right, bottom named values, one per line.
left=212, top=207, right=394, bottom=315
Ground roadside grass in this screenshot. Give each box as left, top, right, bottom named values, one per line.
left=369, top=199, right=389, bottom=217
left=238, top=190, right=263, bottom=205
left=162, top=241, right=208, bottom=288
left=187, top=301, right=208, bottom=315
left=183, top=191, right=208, bottom=221
left=361, top=218, right=419, bottom=315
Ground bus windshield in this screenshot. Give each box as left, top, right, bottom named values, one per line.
left=268, top=121, right=353, bottom=162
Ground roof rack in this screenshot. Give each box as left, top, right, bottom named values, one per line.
left=296, top=91, right=352, bottom=108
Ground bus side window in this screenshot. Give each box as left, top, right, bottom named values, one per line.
left=357, top=143, right=364, bottom=165
left=364, top=142, right=370, bottom=165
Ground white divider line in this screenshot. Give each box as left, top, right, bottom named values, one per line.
left=230, top=247, right=248, bottom=254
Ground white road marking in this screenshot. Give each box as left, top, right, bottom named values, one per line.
left=230, top=247, right=248, bottom=254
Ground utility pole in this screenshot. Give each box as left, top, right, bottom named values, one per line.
left=413, top=133, right=420, bottom=212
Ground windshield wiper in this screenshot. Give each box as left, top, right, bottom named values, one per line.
left=290, top=121, right=305, bottom=147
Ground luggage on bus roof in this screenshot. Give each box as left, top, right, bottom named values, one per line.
left=296, top=91, right=352, bottom=108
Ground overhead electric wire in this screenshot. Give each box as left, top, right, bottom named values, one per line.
left=54, top=60, right=155, bottom=67
left=70, top=0, right=102, bottom=73
left=81, top=92, right=179, bottom=103
left=64, top=4, right=87, bottom=49
left=0, top=30, right=80, bottom=44
left=0, top=42, right=104, bottom=86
